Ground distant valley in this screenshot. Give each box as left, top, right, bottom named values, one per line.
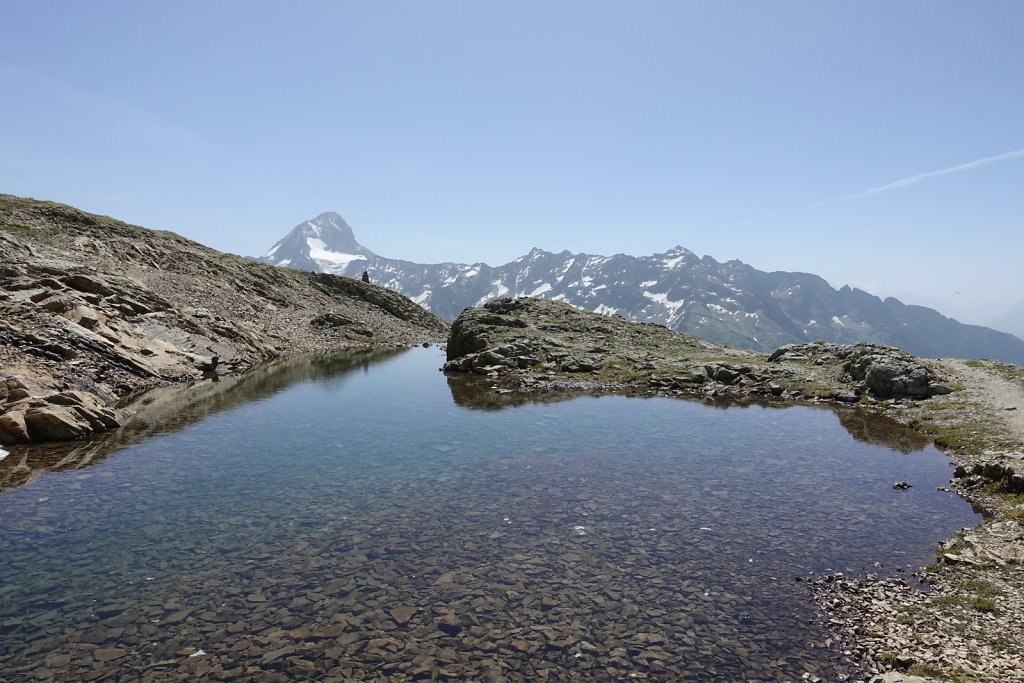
left=254, top=212, right=1024, bottom=364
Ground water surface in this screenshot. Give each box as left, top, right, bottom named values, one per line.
left=0, top=348, right=981, bottom=681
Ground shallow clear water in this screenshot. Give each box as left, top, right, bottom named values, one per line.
left=0, top=348, right=981, bottom=681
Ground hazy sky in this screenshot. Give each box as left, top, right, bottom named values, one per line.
left=2, top=1, right=1021, bottom=327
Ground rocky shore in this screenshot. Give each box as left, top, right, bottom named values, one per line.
left=443, top=298, right=1024, bottom=682
left=0, top=195, right=448, bottom=446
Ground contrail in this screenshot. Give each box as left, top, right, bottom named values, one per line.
left=850, top=147, right=1024, bottom=198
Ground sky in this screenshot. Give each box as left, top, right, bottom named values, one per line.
left=2, top=1, right=1022, bottom=328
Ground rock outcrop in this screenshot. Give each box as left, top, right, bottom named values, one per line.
left=442, top=298, right=954, bottom=404
left=0, top=194, right=449, bottom=444
left=0, top=373, right=120, bottom=444
left=767, top=342, right=952, bottom=399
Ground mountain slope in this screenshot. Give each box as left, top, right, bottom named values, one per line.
left=0, top=195, right=448, bottom=444
left=255, top=212, right=1024, bottom=364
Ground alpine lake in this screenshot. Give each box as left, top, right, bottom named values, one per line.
left=0, top=347, right=982, bottom=682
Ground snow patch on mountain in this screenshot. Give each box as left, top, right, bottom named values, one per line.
left=530, top=283, right=553, bottom=297
left=663, top=255, right=687, bottom=269
left=643, top=290, right=687, bottom=319
left=306, top=237, right=367, bottom=269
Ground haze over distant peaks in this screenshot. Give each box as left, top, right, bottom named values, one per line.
left=253, top=213, right=1024, bottom=364
left=990, top=299, right=1024, bottom=342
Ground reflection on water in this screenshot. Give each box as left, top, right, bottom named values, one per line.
left=0, top=348, right=980, bottom=681
left=448, top=371, right=933, bottom=455
left=0, top=347, right=404, bottom=494
left=834, top=408, right=932, bottom=455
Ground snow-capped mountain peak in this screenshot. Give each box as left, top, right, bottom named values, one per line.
left=259, top=212, right=375, bottom=274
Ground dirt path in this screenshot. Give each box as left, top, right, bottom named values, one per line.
left=933, top=358, right=1024, bottom=445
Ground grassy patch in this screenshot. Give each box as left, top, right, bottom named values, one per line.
left=931, top=595, right=967, bottom=607
left=925, top=400, right=958, bottom=410
left=962, top=578, right=1002, bottom=598
left=963, top=358, right=1024, bottom=383
left=998, top=507, right=1024, bottom=522
left=877, top=652, right=900, bottom=667
left=914, top=416, right=1005, bottom=452
left=970, top=596, right=997, bottom=612
left=906, top=662, right=973, bottom=681
left=982, top=482, right=1024, bottom=505
left=0, top=224, right=33, bottom=234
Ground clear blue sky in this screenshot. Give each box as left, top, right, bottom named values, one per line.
left=2, top=1, right=1022, bottom=326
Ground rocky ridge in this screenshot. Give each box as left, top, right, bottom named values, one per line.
left=0, top=195, right=448, bottom=445
left=443, top=297, right=1024, bottom=682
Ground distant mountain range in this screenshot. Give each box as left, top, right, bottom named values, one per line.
left=253, top=212, right=1024, bottom=363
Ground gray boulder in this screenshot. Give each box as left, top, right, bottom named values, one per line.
left=843, top=345, right=935, bottom=398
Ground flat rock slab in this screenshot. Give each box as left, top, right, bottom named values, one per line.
left=389, top=605, right=417, bottom=624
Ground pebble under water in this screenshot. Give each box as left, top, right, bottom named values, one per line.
left=0, top=348, right=982, bottom=681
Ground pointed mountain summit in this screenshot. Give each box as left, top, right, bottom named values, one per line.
left=258, top=212, right=375, bottom=275
left=252, top=213, right=1024, bottom=364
